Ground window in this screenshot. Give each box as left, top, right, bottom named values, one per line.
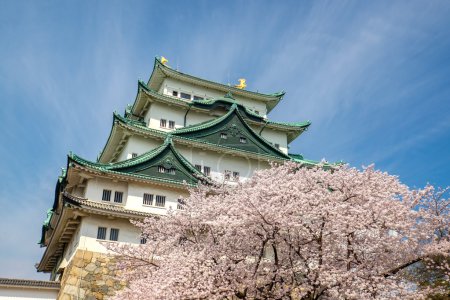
left=97, top=227, right=107, bottom=240
left=224, top=170, right=231, bottom=180
left=168, top=120, right=175, bottom=129
left=180, top=92, right=191, bottom=100
left=110, top=228, right=119, bottom=241
left=102, top=189, right=111, bottom=202
left=255, top=110, right=259, bottom=115
left=131, top=153, right=138, bottom=158
left=240, top=137, right=247, bottom=143
left=177, top=199, right=185, bottom=210
left=172, top=91, right=178, bottom=97
left=155, top=195, right=166, bottom=207
left=233, top=171, right=240, bottom=180
left=193, top=95, right=204, bottom=100
left=143, top=193, right=153, bottom=205
left=203, top=166, right=211, bottom=177
left=274, top=143, right=280, bottom=149
left=194, top=164, right=202, bottom=172
left=158, top=166, right=175, bottom=174
left=114, top=191, right=123, bottom=203
left=160, top=119, right=167, bottom=128
left=220, top=133, right=227, bottom=139
left=140, top=236, right=147, bottom=244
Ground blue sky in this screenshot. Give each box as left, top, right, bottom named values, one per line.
left=0, top=1, right=449, bottom=280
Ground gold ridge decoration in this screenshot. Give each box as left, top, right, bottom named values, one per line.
left=235, top=78, right=246, bottom=89
left=161, top=56, right=169, bottom=65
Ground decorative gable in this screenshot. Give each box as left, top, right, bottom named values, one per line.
left=173, top=105, right=289, bottom=159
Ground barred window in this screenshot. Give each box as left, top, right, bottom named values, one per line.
left=140, top=236, right=147, bottom=244
left=158, top=166, right=165, bottom=173
left=180, top=92, right=191, bottom=100
left=110, top=228, right=119, bottom=241
left=143, top=193, right=153, bottom=205
left=102, top=189, right=111, bottom=201
left=177, top=198, right=185, bottom=210
left=97, top=227, right=107, bottom=240
left=131, top=153, right=138, bottom=158
left=220, top=133, right=227, bottom=139
left=155, top=195, right=166, bottom=207
left=160, top=119, right=167, bottom=128
left=274, top=143, right=280, bottom=149
left=168, top=120, right=175, bottom=129
left=240, top=137, right=247, bottom=143
left=224, top=170, right=231, bottom=180
left=233, top=171, right=240, bottom=180
left=194, top=164, right=202, bottom=172
left=203, top=166, right=211, bottom=176
left=193, top=95, right=204, bottom=100
left=114, top=191, right=123, bottom=203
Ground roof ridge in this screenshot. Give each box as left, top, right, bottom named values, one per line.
left=152, top=57, right=285, bottom=100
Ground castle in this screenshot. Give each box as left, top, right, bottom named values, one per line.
left=36, top=57, right=320, bottom=299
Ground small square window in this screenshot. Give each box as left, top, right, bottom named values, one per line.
left=233, top=171, right=240, bottom=180
left=220, top=133, right=227, bottom=139
left=102, top=189, right=111, bottom=202
left=140, top=236, right=147, bottom=244
left=194, top=164, right=202, bottom=172
left=131, top=153, right=138, bottom=158
left=255, top=110, right=259, bottom=115
left=110, top=228, right=119, bottom=241
left=224, top=170, right=231, bottom=180
left=168, top=120, right=175, bottom=129
left=160, top=119, right=167, bottom=128
left=274, top=143, right=280, bottom=149
left=203, top=166, right=211, bottom=176
left=155, top=195, right=166, bottom=207
left=172, top=91, right=178, bottom=97
left=177, top=198, right=185, bottom=210
left=239, top=137, right=247, bottom=143
left=143, top=193, right=153, bottom=205
left=97, top=227, right=107, bottom=240
left=114, top=191, right=123, bottom=203
left=180, top=92, right=191, bottom=100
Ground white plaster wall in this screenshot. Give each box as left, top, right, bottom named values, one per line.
left=0, top=288, right=58, bottom=300
left=126, top=182, right=188, bottom=215
left=75, top=216, right=143, bottom=254
left=248, top=125, right=288, bottom=154
left=84, top=178, right=128, bottom=204
left=185, top=110, right=216, bottom=126
left=178, top=145, right=271, bottom=183
left=160, top=78, right=268, bottom=116
left=116, top=135, right=161, bottom=161
left=145, top=102, right=186, bottom=131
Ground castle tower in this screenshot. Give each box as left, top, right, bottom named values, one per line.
left=37, top=57, right=319, bottom=299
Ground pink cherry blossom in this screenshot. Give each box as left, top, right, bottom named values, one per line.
left=108, top=162, right=449, bottom=299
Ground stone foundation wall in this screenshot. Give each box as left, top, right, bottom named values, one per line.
left=57, top=250, right=126, bottom=300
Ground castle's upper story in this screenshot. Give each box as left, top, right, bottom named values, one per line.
left=97, top=57, right=310, bottom=163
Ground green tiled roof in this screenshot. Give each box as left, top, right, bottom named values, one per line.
left=172, top=103, right=291, bottom=159
left=71, top=136, right=207, bottom=187
left=150, top=57, right=285, bottom=102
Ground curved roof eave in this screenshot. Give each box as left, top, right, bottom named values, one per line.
left=147, top=57, right=285, bottom=103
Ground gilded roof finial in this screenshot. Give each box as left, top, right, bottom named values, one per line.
left=161, top=56, right=169, bottom=65
left=235, top=78, right=246, bottom=89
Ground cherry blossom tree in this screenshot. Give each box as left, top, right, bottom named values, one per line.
left=108, top=163, right=449, bottom=300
